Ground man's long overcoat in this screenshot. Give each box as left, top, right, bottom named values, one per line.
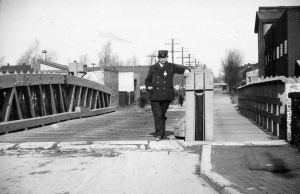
left=145, top=62, right=186, bottom=101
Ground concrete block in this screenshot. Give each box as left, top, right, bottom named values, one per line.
left=185, top=91, right=195, bottom=141
left=195, top=72, right=204, bottom=90
left=0, top=143, right=16, bottom=151
left=204, top=91, right=214, bottom=141
left=18, top=142, right=56, bottom=150
left=204, top=71, right=213, bottom=90
left=223, top=186, right=243, bottom=194
left=201, top=145, right=212, bottom=172
left=105, top=141, right=148, bottom=145
left=58, top=141, right=139, bottom=151
left=204, top=171, right=232, bottom=188
left=185, top=70, right=195, bottom=90
left=148, top=140, right=184, bottom=151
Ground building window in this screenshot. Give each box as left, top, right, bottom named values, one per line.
left=276, top=46, right=279, bottom=59
left=280, top=43, right=283, bottom=57
left=284, top=40, right=287, bottom=55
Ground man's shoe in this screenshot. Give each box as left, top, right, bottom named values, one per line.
left=156, top=137, right=162, bottom=141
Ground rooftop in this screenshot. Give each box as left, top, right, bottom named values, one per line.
left=254, top=6, right=300, bottom=33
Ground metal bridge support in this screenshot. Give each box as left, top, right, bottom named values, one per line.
left=185, top=67, right=213, bottom=141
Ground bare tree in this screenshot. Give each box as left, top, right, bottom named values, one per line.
left=0, top=56, right=5, bottom=66
left=125, top=55, right=139, bottom=66
left=131, top=55, right=138, bottom=66
left=110, top=54, right=121, bottom=67
left=221, top=49, right=243, bottom=94
left=79, top=54, right=89, bottom=64
left=97, top=41, right=124, bottom=67
left=213, top=74, right=224, bottom=83
left=98, top=41, right=112, bottom=67
left=17, top=39, right=40, bottom=66
left=146, top=51, right=157, bottom=66
left=46, top=50, right=58, bottom=62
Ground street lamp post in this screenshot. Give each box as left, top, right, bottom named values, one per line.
left=42, top=50, right=47, bottom=61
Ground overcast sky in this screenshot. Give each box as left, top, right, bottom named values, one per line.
left=0, top=0, right=299, bottom=75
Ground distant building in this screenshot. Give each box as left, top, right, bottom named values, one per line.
left=118, top=72, right=140, bottom=106
left=116, top=65, right=186, bottom=87
left=241, top=63, right=259, bottom=84
left=255, top=6, right=300, bottom=77
left=0, top=64, right=34, bottom=74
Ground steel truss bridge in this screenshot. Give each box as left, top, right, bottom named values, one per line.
left=0, top=62, right=115, bottom=134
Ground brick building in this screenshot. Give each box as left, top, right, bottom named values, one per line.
left=255, top=6, right=300, bottom=77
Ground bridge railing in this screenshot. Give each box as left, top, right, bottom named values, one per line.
left=0, top=72, right=115, bottom=134
left=238, top=76, right=300, bottom=140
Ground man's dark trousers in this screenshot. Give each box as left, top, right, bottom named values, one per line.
left=150, top=100, right=171, bottom=138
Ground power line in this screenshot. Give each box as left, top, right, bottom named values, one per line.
left=165, top=38, right=181, bottom=63
left=176, top=47, right=189, bottom=66
left=146, top=55, right=157, bottom=66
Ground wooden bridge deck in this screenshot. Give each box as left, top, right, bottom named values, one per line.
left=0, top=105, right=185, bottom=143
left=0, top=91, right=276, bottom=143
left=213, top=91, right=277, bottom=142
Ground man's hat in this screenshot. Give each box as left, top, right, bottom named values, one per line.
left=158, top=50, right=168, bottom=58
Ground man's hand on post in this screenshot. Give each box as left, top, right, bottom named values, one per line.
left=184, top=69, right=191, bottom=76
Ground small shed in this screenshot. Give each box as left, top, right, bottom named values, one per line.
left=118, top=72, right=140, bottom=106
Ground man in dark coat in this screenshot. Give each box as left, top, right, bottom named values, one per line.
left=145, top=50, right=190, bottom=141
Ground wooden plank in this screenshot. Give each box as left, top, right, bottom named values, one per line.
left=91, top=90, right=97, bottom=109
left=49, top=84, right=57, bottom=114
left=82, top=87, right=88, bottom=107
left=26, top=86, right=36, bottom=118
left=94, top=91, right=99, bottom=109
left=99, top=92, right=104, bottom=108
left=58, top=84, right=66, bottom=112
left=68, top=85, right=76, bottom=112
left=76, top=86, right=82, bottom=107
left=102, top=93, right=106, bottom=107
left=0, top=74, right=113, bottom=95
left=13, top=87, right=23, bottom=120
left=1, top=88, right=14, bottom=122
left=88, top=90, right=94, bottom=108
left=96, top=91, right=101, bottom=109
left=38, top=85, right=46, bottom=116
left=239, top=104, right=282, bottom=124
left=107, top=93, right=111, bottom=107
left=0, top=107, right=115, bottom=134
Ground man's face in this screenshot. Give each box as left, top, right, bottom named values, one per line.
left=159, top=57, right=167, bottom=64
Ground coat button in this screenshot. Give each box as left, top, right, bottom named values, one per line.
left=163, top=87, right=166, bottom=89
left=157, top=87, right=159, bottom=90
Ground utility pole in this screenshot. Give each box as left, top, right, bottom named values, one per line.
left=165, top=38, right=180, bottom=63
left=187, top=54, right=191, bottom=67
left=184, top=54, right=195, bottom=67
left=146, top=55, right=157, bottom=66
left=176, top=47, right=189, bottom=66
left=182, top=47, right=184, bottom=66
left=176, top=47, right=190, bottom=96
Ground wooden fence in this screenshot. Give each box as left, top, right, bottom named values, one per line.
left=238, top=76, right=300, bottom=140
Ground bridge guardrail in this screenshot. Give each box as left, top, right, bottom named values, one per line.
left=0, top=72, right=115, bottom=134
left=238, top=76, right=300, bottom=141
